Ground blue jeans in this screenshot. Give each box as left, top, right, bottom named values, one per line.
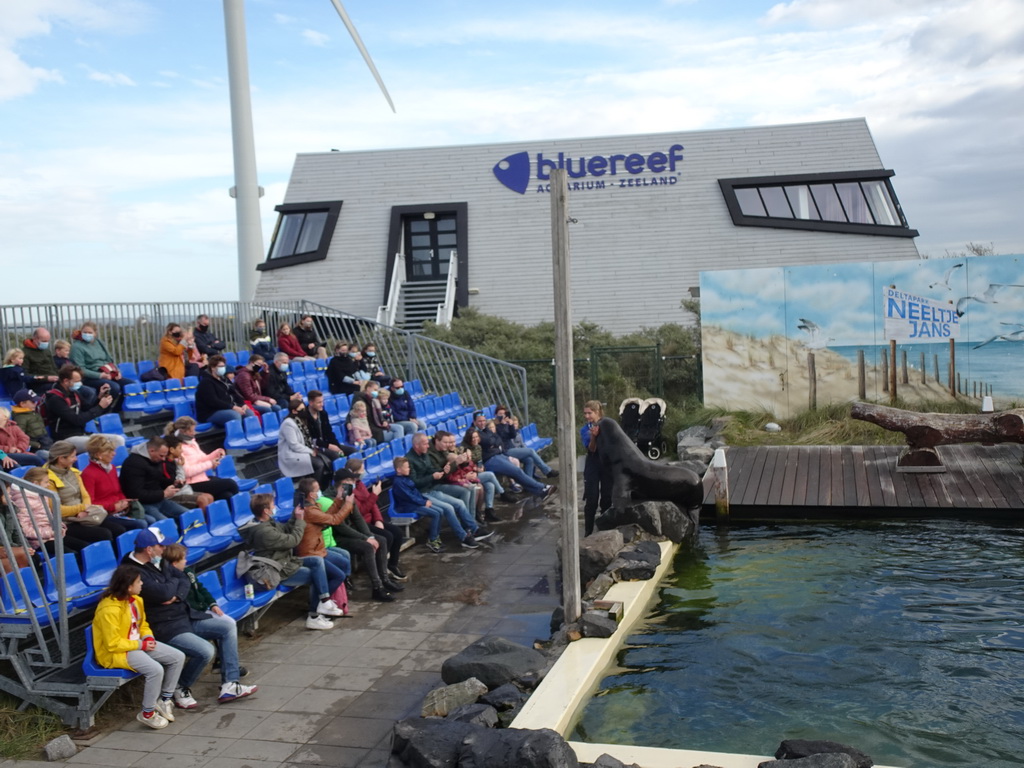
left=208, top=409, right=244, bottom=426
left=113, top=515, right=147, bottom=530
left=394, top=421, right=418, bottom=436
left=190, top=613, right=241, bottom=684
left=477, top=471, right=501, bottom=507
left=509, top=447, right=551, bottom=477
left=253, top=401, right=283, bottom=413
left=434, top=483, right=477, bottom=514
left=425, top=491, right=475, bottom=538
left=409, top=504, right=442, bottom=539
left=282, top=556, right=345, bottom=613
left=167, top=629, right=215, bottom=690
left=142, top=499, right=189, bottom=521
left=484, top=454, right=546, bottom=494
left=325, top=548, right=352, bottom=580
left=7, top=452, right=44, bottom=467
left=382, top=426, right=403, bottom=442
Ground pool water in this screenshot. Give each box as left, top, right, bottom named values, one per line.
left=571, top=521, right=1024, bottom=767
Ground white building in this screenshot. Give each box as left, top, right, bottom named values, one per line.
left=254, top=118, right=919, bottom=334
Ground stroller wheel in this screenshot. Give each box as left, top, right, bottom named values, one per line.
left=646, top=445, right=662, bottom=461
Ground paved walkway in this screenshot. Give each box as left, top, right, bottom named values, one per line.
left=4, top=493, right=564, bottom=768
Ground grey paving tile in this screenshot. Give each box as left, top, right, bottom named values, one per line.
left=342, top=691, right=419, bottom=721
left=92, top=730, right=171, bottom=751
left=382, top=613, right=454, bottom=633
left=278, top=687, right=360, bottom=715
left=340, top=646, right=409, bottom=669
left=309, top=627, right=381, bottom=647
left=284, top=745, right=369, bottom=767
left=257, top=664, right=334, bottom=687
left=200, top=759, right=283, bottom=768
left=67, top=747, right=148, bottom=766
left=240, top=712, right=334, bottom=744
left=314, top=665, right=385, bottom=691
left=308, top=715, right=396, bottom=749
left=154, top=733, right=233, bottom=757
left=223, top=739, right=303, bottom=762
left=213, top=685, right=305, bottom=712
left=370, top=630, right=424, bottom=650
left=180, top=709, right=270, bottom=738
left=393, top=649, right=455, bottom=673
left=361, top=613, right=400, bottom=630
left=414, top=632, right=481, bottom=653
left=368, top=669, right=441, bottom=694
left=129, top=753, right=209, bottom=768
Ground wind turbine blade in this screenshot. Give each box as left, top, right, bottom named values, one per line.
left=328, top=0, right=396, bottom=113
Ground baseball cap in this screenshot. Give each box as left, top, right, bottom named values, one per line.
left=12, top=389, right=38, bottom=404
left=134, top=528, right=166, bottom=550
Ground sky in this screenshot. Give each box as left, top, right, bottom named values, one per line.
left=3, top=0, right=1023, bottom=305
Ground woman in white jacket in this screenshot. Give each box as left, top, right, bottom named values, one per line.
left=278, top=397, right=330, bottom=487
left=163, top=416, right=238, bottom=501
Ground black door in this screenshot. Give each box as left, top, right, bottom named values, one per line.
left=404, top=213, right=458, bottom=281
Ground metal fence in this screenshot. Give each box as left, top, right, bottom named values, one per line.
left=1, top=300, right=529, bottom=422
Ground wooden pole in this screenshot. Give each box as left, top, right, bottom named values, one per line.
left=881, top=348, right=889, bottom=393
left=857, top=350, right=866, bottom=400
left=949, top=338, right=956, bottom=397
left=807, top=352, right=816, bottom=411
left=920, top=351, right=926, bottom=385
left=889, top=339, right=897, bottom=403
left=957, top=372, right=962, bottom=395
left=933, top=354, right=939, bottom=383
left=550, top=168, right=581, bottom=624
left=900, top=350, right=908, bottom=385
left=711, top=448, right=729, bottom=518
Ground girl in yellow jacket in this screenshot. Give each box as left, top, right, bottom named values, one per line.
left=92, top=563, right=186, bottom=729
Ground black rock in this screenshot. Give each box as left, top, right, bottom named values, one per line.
left=620, top=540, right=661, bottom=562
left=659, top=502, right=696, bottom=543
left=617, top=502, right=663, bottom=537
left=456, top=726, right=579, bottom=768
left=588, top=755, right=643, bottom=768
left=480, top=683, right=528, bottom=712
left=579, top=529, right=625, bottom=586
left=446, top=703, right=499, bottom=728
left=775, top=739, right=874, bottom=768
left=579, top=611, right=618, bottom=638
left=392, top=717, right=475, bottom=768
left=441, top=637, right=547, bottom=689
left=615, top=558, right=657, bottom=581
left=550, top=605, right=565, bottom=633
left=759, top=755, right=858, bottom=768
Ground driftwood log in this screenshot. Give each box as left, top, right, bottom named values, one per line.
left=850, top=402, right=1024, bottom=471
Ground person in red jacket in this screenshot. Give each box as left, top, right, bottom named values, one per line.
left=80, top=435, right=148, bottom=530
left=276, top=322, right=313, bottom=361
left=232, top=355, right=281, bottom=414
left=343, top=458, right=407, bottom=582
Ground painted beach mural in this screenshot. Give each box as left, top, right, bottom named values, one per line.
left=700, top=254, right=1024, bottom=418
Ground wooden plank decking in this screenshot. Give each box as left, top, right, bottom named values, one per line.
left=701, top=444, right=1024, bottom=517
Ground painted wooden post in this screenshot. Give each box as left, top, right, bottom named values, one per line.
left=949, top=338, right=956, bottom=397
left=550, top=168, right=581, bottom=625
left=807, top=352, right=816, bottom=411
left=933, top=354, right=939, bottom=383
left=920, top=351, right=926, bottom=384
left=711, top=448, right=729, bottom=518
left=857, top=350, right=866, bottom=400
left=881, top=348, right=889, bottom=393
left=901, top=349, right=908, bottom=385
left=889, top=339, right=898, bottom=403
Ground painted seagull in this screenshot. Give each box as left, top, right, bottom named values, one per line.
left=973, top=322, right=1024, bottom=350
left=797, top=318, right=834, bottom=349
left=955, top=283, right=1024, bottom=317
left=928, top=262, right=963, bottom=291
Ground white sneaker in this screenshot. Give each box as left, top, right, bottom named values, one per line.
left=306, top=614, right=335, bottom=631
left=316, top=598, right=344, bottom=617
left=173, top=687, right=199, bottom=709
left=155, top=699, right=175, bottom=722
left=218, top=681, right=258, bottom=703
left=137, top=710, right=169, bottom=729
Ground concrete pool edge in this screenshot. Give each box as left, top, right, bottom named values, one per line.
left=511, top=538, right=900, bottom=768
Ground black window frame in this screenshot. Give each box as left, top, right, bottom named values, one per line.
left=718, top=170, right=918, bottom=238
left=258, top=200, right=344, bottom=271
left=385, top=202, right=469, bottom=307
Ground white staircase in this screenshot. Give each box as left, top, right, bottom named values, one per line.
left=396, top=280, right=448, bottom=331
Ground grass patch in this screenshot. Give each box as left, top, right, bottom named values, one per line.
left=0, top=692, right=66, bottom=760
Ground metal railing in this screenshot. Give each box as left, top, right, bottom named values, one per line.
left=376, top=252, right=405, bottom=327
left=1, top=299, right=529, bottom=421
left=435, top=250, right=458, bottom=328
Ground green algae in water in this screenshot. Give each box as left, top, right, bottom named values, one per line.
left=571, top=521, right=1024, bottom=767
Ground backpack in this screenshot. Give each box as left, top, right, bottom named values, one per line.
left=235, top=550, right=285, bottom=591
left=37, top=387, right=74, bottom=428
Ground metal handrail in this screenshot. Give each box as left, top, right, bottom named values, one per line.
left=434, top=250, right=458, bottom=328
left=376, top=252, right=405, bottom=327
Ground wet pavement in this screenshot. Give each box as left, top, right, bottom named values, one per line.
left=9, top=489, right=565, bottom=768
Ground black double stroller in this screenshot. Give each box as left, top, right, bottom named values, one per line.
left=618, top=397, right=668, bottom=460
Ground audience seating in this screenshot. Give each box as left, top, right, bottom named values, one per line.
left=82, top=626, right=138, bottom=683
left=80, top=541, right=118, bottom=588
left=178, top=509, right=232, bottom=557
left=219, top=561, right=275, bottom=608
left=230, top=492, right=255, bottom=527
left=207, top=499, right=244, bottom=542
left=196, top=569, right=249, bottom=620
left=41, top=553, right=100, bottom=610
left=217, top=456, right=257, bottom=492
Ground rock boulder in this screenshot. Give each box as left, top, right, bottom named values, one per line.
left=441, top=637, right=547, bottom=689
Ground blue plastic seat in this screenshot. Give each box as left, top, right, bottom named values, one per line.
left=9, top=465, right=31, bottom=478
left=118, top=362, right=138, bottom=380
left=206, top=499, right=242, bottom=542
left=182, top=375, right=199, bottom=402
left=223, top=420, right=251, bottom=452
left=243, top=416, right=266, bottom=448
left=224, top=352, right=238, bottom=368
left=151, top=518, right=180, bottom=546
left=113, top=445, right=129, bottom=469
left=236, top=350, right=250, bottom=366
left=272, top=478, right=294, bottom=520
left=83, top=626, right=138, bottom=681
left=121, top=383, right=147, bottom=413
left=42, top=552, right=100, bottom=609
left=302, top=360, right=318, bottom=379
left=261, top=411, right=281, bottom=442
left=163, top=378, right=188, bottom=406
left=324, top=397, right=341, bottom=425
left=115, top=529, right=142, bottom=560
left=80, top=541, right=118, bottom=588
left=75, top=453, right=90, bottom=471
left=219, top=560, right=276, bottom=607
left=197, top=570, right=250, bottom=620
left=137, top=360, right=156, bottom=376
left=143, top=381, right=169, bottom=412
left=179, top=509, right=231, bottom=556
left=230, top=492, right=255, bottom=527
left=217, top=455, right=257, bottom=492
left=1, top=567, right=53, bottom=622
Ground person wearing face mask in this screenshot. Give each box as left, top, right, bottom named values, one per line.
left=249, top=318, right=274, bottom=359
left=359, top=344, right=391, bottom=387
left=194, top=355, right=251, bottom=426
left=43, top=365, right=122, bottom=451
left=158, top=323, right=188, bottom=381
left=70, top=322, right=131, bottom=404
left=326, top=342, right=360, bottom=395
left=293, top=315, right=326, bottom=359
left=162, top=416, right=239, bottom=501
left=264, top=352, right=296, bottom=406
left=192, top=314, right=226, bottom=358
left=20, top=327, right=63, bottom=394
left=278, top=396, right=332, bottom=489
left=388, top=378, right=426, bottom=433
left=233, top=355, right=281, bottom=414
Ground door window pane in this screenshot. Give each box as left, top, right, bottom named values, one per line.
left=436, top=217, right=456, bottom=231
left=835, top=182, right=872, bottom=224
left=437, top=234, right=457, bottom=248
left=294, top=211, right=327, bottom=254
left=270, top=214, right=303, bottom=259
left=861, top=181, right=899, bottom=226
left=784, top=185, right=820, bottom=220
left=409, top=220, right=430, bottom=233
left=410, top=234, right=431, bottom=247
left=810, top=184, right=845, bottom=222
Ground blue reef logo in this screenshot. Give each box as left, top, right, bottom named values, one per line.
left=492, top=151, right=531, bottom=194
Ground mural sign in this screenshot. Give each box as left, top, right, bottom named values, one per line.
left=882, top=287, right=960, bottom=342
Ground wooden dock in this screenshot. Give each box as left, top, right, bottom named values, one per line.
left=701, top=444, right=1024, bottom=518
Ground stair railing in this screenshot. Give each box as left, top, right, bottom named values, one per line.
left=376, top=252, right=405, bottom=327
left=434, top=250, right=459, bottom=328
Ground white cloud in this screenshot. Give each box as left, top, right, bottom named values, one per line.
left=302, top=29, right=330, bottom=47
left=81, top=64, right=136, bottom=86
